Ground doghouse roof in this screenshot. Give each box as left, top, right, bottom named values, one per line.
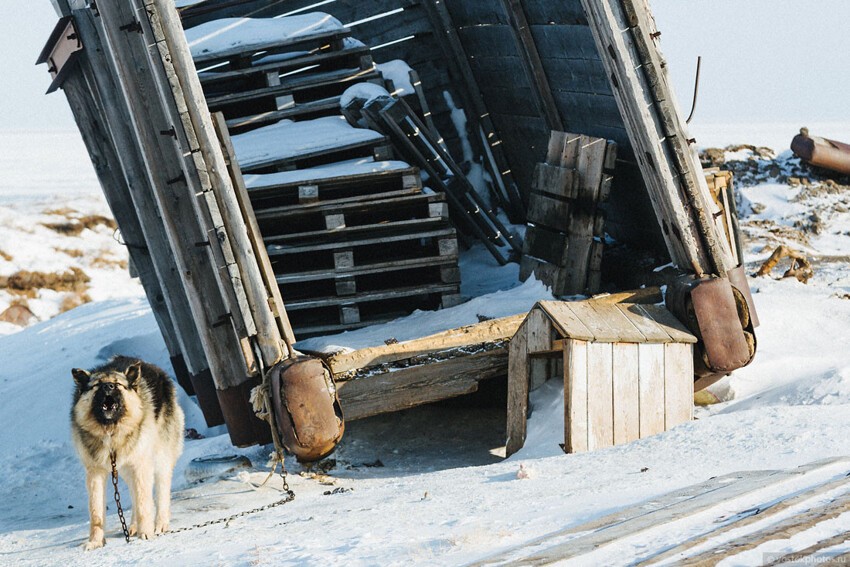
left=533, top=301, right=697, bottom=344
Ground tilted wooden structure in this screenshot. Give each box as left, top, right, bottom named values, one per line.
left=42, top=0, right=756, bottom=449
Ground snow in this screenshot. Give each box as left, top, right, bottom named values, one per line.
left=185, top=14, right=344, bottom=61
left=339, top=82, right=391, bottom=111
left=376, top=60, right=415, bottom=97
left=231, top=116, right=385, bottom=170
left=244, top=158, right=410, bottom=189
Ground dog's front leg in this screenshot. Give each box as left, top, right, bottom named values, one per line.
left=84, top=468, right=107, bottom=550
left=128, top=462, right=155, bottom=540
left=154, top=462, right=174, bottom=534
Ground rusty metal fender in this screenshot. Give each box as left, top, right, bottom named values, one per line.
left=667, top=276, right=756, bottom=377
left=270, top=356, right=344, bottom=462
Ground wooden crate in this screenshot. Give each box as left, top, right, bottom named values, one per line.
left=520, top=131, right=617, bottom=296
left=506, top=300, right=697, bottom=456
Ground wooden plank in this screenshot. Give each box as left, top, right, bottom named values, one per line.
left=276, top=254, right=457, bottom=285
left=639, top=304, right=698, bottom=344
left=558, top=301, right=623, bottom=343
left=498, top=0, right=564, bottom=131
left=585, top=302, right=646, bottom=343
left=615, top=304, right=673, bottom=343
left=672, top=479, right=850, bottom=566
left=268, top=226, right=457, bottom=256
left=527, top=192, right=569, bottom=230
left=422, top=0, right=526, bottom=221
left=565, top=338, right=589, bottom=453
left=213, top=113, right=297, bottom=347
left=191, top=27, right=352, bottom=65
left=664, top=342, right=694, bottom=428
left=582, top=0, right=708, bottom=274
left=327, top=313, right=527, bottom=375
left=538, top=301, right=595, bottom=341
left=97, top=0, right=252, bottom=386
left=507, top=318, right=531, bottom=456
left=620, top=0, right=734, bottom=276
left=638, top=467, right=850, bottom=565
left=148, top=0, right=293, bottom=368
left=284, top=282, right=459, bottom=311
left=265, top=217, right=448, bottom=246
left=638, top=343, right=665, bottom=437
left=534, top=162, right=577, bottom=199
left=613, top=342, right=640, bottom=444
left=340, top=348, right=509, bottom=421
left=587, top=341, right=614, bottom=450
left=490, top=469, right=810, bottom=566
left=526, top=307, right=554, bottom=389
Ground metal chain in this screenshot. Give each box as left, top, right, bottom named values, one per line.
left=108, top=450, right=294, bottom=540
left=166, top=450, right=294, bottom=535
left=110, top=452, right=131, bottom=543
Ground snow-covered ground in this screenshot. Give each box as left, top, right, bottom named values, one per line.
left=3, top=123, right=850, bottom=565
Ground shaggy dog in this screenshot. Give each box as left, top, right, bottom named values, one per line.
left=71, top=356, right=184, bottom=550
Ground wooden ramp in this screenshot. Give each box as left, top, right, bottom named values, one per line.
left=468, top=457, right=850, bottom=566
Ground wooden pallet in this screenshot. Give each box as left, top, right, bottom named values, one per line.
left=206, top=67, right=383, bottom=113
left=198, top=41, right=372, bottom=86
left=256, top=192, right=447, bottom=238
left=520, top=131, right=617, bottom=296
left=288, top=283, right=462, bottom=338
left=246, top=164, right=421, bottom=209
left=232, top=117, right=392, bottom=173
left=192, top=26, right=353, bottom=67
left=225, top=96, right=342, bottom=134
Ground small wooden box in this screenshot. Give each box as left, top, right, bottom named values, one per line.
left=507, top=301, right=697, bottom=456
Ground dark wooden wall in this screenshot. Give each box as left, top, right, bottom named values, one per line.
left=181, top=0, right=665, bottom=251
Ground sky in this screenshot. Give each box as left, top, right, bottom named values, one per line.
left=0, top=1, right=847, bottom=132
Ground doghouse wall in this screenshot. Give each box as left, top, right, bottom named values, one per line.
left=181, top=0, right=667, bottom=255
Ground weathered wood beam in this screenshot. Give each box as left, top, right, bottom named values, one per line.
left=321, top=312, right=526, bottom=376
left=498, top=0, right=564, bottom=132
left=337, top=349, right=509, bottom=421
left=94, top=0, right=261, bottom=444
left=68, top=7, right=223, bottom=424
left=579, top=0, right=735, bottom=276
left=146, top=0, right=295, bottom=364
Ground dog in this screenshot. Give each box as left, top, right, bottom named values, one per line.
left=71, top=356, right=184, bottom=550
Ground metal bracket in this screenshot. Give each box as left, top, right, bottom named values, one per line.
left=36, top=15, right=84, bottom=94
left=119, top=19, right=143, bottom=34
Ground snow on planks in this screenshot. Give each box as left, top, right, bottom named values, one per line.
left=471, top=457, right=850, bottom=566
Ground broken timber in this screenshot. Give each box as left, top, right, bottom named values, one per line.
left=312, top=313, right=526, bottom=421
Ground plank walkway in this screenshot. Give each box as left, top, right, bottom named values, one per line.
left=467, top=458, right=850, bottom=566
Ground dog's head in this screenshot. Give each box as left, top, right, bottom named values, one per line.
left=72, top=362, right=144, bottom=428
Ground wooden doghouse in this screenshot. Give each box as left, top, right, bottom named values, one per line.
left=507, top=301, right=697, bottom=456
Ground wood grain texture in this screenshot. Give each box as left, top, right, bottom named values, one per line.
left=565, top=339, right=589, bottom=453
left=613, top=342, right=640, bottom=444
left=507, top=320, right=531, bottom=456
left=587, top=341, right=614, bottom=450
left=664, top=342, right=694, bottom=428
left=638, top=343, right=665, bottom=437
left=339, top=349, right=508, bottom=421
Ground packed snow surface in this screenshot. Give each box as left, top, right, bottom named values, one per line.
left=185, top=14, right=344, bottom=62
left=231, top=116, right=385, bottom=170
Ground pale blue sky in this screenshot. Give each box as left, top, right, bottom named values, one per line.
left=1, top=1, right=847, bottom=131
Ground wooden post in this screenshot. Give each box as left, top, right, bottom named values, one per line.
left=422, top=0, right=526, bottom=221
left=498, top=0, right=564, bottom=132
left=67, top=6, right=223, bottom=424
left=94, top=0, right=260, bottom=445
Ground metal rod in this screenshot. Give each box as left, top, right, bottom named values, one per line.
left=686, top=56, right=702, bottom=124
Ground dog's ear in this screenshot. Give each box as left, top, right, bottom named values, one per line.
left=72, top=368, right=91, bottom=388
left=125, top=361, right=142, bottom=389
